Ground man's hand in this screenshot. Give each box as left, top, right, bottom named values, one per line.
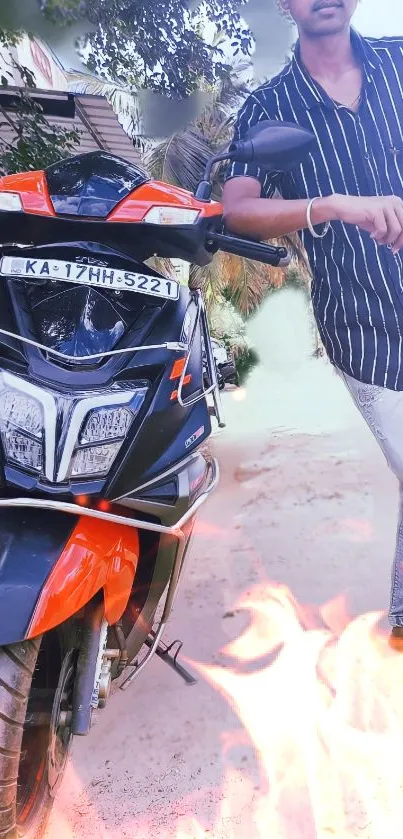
left=222, top=178, right=403, bottom=253
left=331, top=194, right=403, bottom=254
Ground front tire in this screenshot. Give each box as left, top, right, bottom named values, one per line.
left=0, top=635, right=73, bottom=838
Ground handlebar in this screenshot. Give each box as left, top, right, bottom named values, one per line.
left=205, top=230, right=291, bottom=268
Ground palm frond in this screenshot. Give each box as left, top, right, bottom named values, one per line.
left=67, top=71, right=142, bottom=132
left=144, top=256, right=177, bottom=278
left=220, top=253, right=284, bottom=317
left=189, top=255, right=224, bottom=314
left=145, top=128, right=213, bottom=191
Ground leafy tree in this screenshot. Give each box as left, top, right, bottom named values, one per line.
left=145, top=60, right=308, bottom=319
left=0, top=30, right=81, bottom=174
left=40, top=0, right=252, bottom=97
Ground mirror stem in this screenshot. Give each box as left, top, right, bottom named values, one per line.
left=194, top=150, right=230, bottom=202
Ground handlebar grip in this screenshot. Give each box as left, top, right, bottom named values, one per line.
left=206, top=230, right=290, bottom=268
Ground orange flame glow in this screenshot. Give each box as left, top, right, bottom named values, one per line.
left=193, top=584, right=403, bottom=839
left=50, top=582, right=403, bottom=838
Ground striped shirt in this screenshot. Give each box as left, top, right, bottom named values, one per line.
left=226, top=29, right=403, bottom=390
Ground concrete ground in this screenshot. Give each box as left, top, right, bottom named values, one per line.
left=46, top=289, right=403, bottom=839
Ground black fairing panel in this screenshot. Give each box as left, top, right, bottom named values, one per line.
left=0, top=509, right=77, bottom=645
left=45, top=151, right=149, bottom=218
left=0, top=240, right=211, bottom=500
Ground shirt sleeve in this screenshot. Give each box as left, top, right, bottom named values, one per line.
left=224, top=93, right=282, bottom=198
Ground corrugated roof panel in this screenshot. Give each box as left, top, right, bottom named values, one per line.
left=0, top=89, right=142, bottom=168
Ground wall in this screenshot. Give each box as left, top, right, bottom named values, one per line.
left=0, top=34, right=67, bottom=91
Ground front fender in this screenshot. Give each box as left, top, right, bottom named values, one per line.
left=0, top=508, right=140, bottom=645
left=27, top=515, right=140, bottom=639
left=0, top=508, right=77, bottom=645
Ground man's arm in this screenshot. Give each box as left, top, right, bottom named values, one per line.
left=222, top=177, right=403, bottom=254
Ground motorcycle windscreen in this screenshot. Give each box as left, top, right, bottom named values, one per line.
left=45, top=151, right=150, bottom=218
left=26, top=282, right=162, bottom=358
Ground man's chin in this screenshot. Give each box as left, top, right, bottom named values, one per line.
left=303, top=20, right=348, bottom=36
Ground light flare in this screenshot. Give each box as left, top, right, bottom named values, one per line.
left=231, top=388, right=247, bottom=402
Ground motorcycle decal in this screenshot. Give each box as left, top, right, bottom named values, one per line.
left=185, top=425, right=205, bottom=449
left=27, top=516, right=140, bottom=638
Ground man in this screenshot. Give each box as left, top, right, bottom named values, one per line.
left=222, top=0, right=403, bottom=642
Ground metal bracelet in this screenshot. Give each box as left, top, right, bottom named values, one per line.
left=307, top=197, right=330, bottom=240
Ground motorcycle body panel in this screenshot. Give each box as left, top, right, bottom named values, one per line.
left=0, top=508, right=77, bottom=645
left=27, top=516, right=140, bottom=638
left=0, top=150, right=219, bottom=657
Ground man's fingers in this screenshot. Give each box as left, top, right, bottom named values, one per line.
left=380, top=208, right=403, bottom=245
left=370, top=210, right=388, bottom=242
left=391, top=205, right=403, bottom=253
left=370, top=204, right=403, bottom=245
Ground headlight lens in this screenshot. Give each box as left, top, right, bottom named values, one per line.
left=0, top=391, right=43, bottom=437
left=0, top=388, right=44, bottom=473
left=0, top=371, right=147, bottom=482
left=2, top=429, right=43, bottom=471
left=68, top=387, right=148, bottom=479
left=80, top=406, right=134, bottom=444
left=71, top=442, right=122, bottom=477
left=143, top=206, right=199, bottom=225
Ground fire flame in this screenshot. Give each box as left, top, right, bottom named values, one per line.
left=49, top=581, right=403, bottom=839
left=195, top=584, right=403, bottom=839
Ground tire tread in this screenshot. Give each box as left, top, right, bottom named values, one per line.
left=0, top=641, right=40, bottom=838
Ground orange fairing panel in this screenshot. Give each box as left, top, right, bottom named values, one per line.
left=27, top=517, right=140, bottom=638
left=0, top=171, right=221, bottom=223
left=108, top=180, right=222, bottom=223
left=0, top=170, right=55, bottom=216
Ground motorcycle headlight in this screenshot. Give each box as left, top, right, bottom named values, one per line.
left=71, top=442, right=122, bottom=477
left=2, top=428, right=43, bottom=472
left=62, top=388, right=148, bottom=481
left=80, top=406, right=134, bottom=444
left=0, top=391, right=43, bottom=436
left=0, top=371, right=147, bottom=483
left=0, top=389, right=44, bottom=473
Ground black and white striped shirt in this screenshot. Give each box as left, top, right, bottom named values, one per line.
left=227, top=30, right=403, bottom=390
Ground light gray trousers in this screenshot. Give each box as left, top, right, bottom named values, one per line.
left=340, top=369, right=403, bottom=627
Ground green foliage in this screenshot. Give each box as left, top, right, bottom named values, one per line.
left=282, top=265, right=311, bottom=296
left=40, top=0, right=252, bottom=97
left=235, top=346, right=259, bottom=385
left=0, top=30, right=81, bottom=175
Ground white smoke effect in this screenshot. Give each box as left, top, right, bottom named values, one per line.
left=248, top=286, right=314, bottom=375
left=220, top=288, right=359, bottom=440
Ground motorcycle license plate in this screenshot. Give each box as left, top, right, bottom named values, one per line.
left=0, top=256, right=179, bottom=301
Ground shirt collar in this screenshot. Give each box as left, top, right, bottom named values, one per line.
left=291, top=29, right=382, bottom=111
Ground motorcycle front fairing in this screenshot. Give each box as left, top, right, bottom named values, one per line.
left=0, top=151, right=221, bottom=647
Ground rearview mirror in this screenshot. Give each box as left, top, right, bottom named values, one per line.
left=194, top=120, right=316, bottom=201
left=228, top=120, right=316, bottom=171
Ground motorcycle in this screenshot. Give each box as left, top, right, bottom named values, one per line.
left=212, top=340, right=239, bottom=389
left=0, top=118, right=314, bottom=837
left=202, top=338, right=238, bottom=390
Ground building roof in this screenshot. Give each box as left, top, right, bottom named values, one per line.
left=0, top=87, right=142, bottom=166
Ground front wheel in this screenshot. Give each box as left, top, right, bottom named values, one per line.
left=0, top=634, right=74, bottom=838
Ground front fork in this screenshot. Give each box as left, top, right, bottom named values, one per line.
left=72, top=602, right=108, bottom=735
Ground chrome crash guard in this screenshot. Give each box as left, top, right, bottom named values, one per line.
left=0, top=457, right=219, bottom=689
